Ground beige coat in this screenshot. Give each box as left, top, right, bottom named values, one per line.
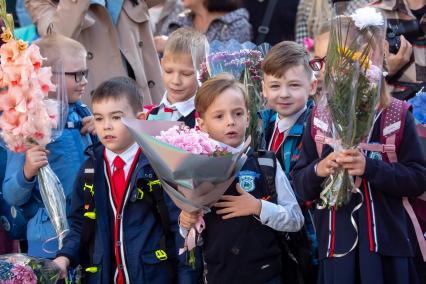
left=25, top=0, right=165, bottom=106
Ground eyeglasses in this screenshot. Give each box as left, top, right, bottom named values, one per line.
left=65, top=69, right=89, bottom=83
left=309, top=56, right=326, bottom=72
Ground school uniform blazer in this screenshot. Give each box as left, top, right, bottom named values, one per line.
left=25, top=0, right=165, bottom=105
left=293, top=111, right=426, bottom=260
left=58, top=143, right=175, bottom=284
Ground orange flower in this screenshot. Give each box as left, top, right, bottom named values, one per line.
left=1, top=27, right=13, bottom=43
left=16, top=39, right=28, bottom=52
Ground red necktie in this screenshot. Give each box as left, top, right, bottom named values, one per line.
left=112, top=156, right=126, bottom=208
left=270, top=127, right=284, bottom=153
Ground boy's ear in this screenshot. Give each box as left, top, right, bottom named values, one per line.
left=196, top=117, right=205, bottom=131
left=261, top=80, right=267, bottom=99
left=136, top=111, right=146, bottom=120
left=309, top=78, right=318, bottom=96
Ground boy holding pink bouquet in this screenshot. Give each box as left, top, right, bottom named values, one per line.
left=2, top=34, right=95, bottom=258
left=179, top=73, right=304, bottom=284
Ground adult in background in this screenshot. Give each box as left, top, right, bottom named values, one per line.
left=242, top=0, right=299, bottom=45
left=295, top=0, right=371, bottom=44
left=154, top=0, right=252, bottom=53
left=25, top=0, right=165, bottom=105
left=149, top=0, right=184, bottom=36
left=373, top=0, right=425, bottom=101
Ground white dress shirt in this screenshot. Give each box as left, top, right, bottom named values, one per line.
left=105, top=143, right=140, bottom=179
left=159, top=93, right=195, bottom=121
left=267, top=106, right=307, bottom=151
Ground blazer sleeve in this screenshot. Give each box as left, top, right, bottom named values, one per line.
left=25, top=0, right=90, bottom=39
left=292, top=115, right=329, bottom=201
left=363, top=111, right=426, bottom=197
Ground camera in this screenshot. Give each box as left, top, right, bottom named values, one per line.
left=386, top=20, right=420, bottom=54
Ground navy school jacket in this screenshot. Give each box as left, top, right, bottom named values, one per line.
left=58, top=143, right=176, bottom=284
left=293, top=111, right=426, bottom=260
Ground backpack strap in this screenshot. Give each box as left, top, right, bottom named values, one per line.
left=80, top=157, right=97, bottom=272
left=135, top=178, right=176, bottom=279
left=255, top=0, right=279, bottom=44
left=136, top=178, right=173, bottom=262
left=310, top=106, right=335, bottom=157
left=379, top=98, right=410, bottom=163
left=358, top=98, right=410, bottom=163
left=254, top=150, right=277, bottom=203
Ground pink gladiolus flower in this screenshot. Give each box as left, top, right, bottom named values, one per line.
left=0, top=36, right=61, bottom=152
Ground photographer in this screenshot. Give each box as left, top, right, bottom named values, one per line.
left=373, top=0, right=425, bottom=101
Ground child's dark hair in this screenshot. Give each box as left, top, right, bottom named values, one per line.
left=195, top=73, right=249, bottom=118
left=91, top=76, right=143, bottom=113
left=262, top=41, right=313, bottom=79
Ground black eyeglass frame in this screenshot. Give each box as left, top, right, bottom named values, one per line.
left=64, top=69, right=89, bottom=83
left=309, top=56, right=326, bottom=72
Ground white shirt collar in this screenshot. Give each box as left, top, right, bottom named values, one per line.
left=218, top=141, right=245, bottom=154
left=105, top=143, right=139, bottom=178
left=275, top=106, right=307, bottom=133
left=160, top=93, right=195, bottom=118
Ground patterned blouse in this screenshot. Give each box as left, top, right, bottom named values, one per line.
left=164, top=8, right=253, bottom=43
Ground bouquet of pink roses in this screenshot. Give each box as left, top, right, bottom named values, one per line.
left=123, top=119, right=249, bottom=265
left=156, top=125, right=230, bottom=157
left=0, top=4, right=68, bottom=250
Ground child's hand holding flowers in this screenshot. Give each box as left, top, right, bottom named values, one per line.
left=336, top=149, right=366, bottom=177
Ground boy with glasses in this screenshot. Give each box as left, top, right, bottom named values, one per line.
left=2, top=34, right=96, bottom=258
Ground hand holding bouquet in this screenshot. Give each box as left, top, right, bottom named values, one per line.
left=318, top=5, right=386, bottom=208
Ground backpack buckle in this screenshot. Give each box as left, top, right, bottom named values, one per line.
left=148, top=180, right=161, bottom=192
left=258, top=25, right=270, bottom=34
left=382, top=144, right=396, bottom=153
left=155, top=249, right=168, bottom=261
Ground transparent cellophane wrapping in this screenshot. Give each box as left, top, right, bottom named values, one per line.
left=318, top=2, right=386, bottom=208
left=199, top=40, right=270, bottom=150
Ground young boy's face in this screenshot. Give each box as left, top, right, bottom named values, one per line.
left=63, top=54, right=88, bottom=104
left=263, top=65, right=316, bottom=119
left=161, top=53, right=198, bottom=104
left=198, top=88, right=249, bottom=148
left=92, top=96, right=143, bottom=154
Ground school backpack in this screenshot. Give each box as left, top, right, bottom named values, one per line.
left=311, top=98, right=426, bottom=262
left=254, top=150, right=312, bottom=284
